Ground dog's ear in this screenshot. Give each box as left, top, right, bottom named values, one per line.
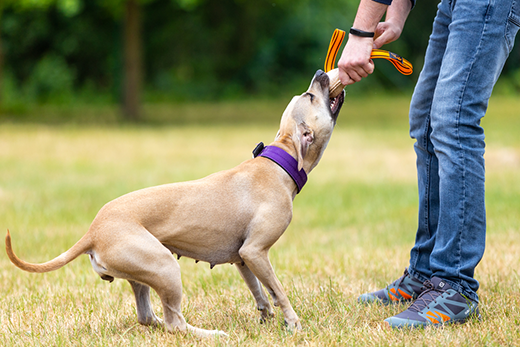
left=292, top=122, right=314, bottom=171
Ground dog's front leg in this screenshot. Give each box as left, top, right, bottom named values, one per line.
left=238, top=245, right=301, bottom=331
left=235, top=262, right=274, bottom=322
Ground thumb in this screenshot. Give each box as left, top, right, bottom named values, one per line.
left=368, top=59, right=375, bottom=74
left=373, top=33, right=390, bottom=49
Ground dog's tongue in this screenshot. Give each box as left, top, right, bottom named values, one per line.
left=327, top=69, right=345, bottom=99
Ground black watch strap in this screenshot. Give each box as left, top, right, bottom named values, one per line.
left=349, top=27, right=375, bottom=38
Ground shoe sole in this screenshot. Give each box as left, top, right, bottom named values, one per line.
left=384, top=313, right=483, bottom=330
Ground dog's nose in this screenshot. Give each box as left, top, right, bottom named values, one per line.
left=313, top=70, right=329, bottom=91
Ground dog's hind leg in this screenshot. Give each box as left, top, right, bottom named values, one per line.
left=146, top=256, right=228, bottom=338
left=94, top=224, right=227, bottom=338
left=129, top=280, right=162, bottom=326
left=235, top=263, right=274, bottom=322
left=100, top=233, right=189, bottom=334
left=115, top=236, right=227, bottom=337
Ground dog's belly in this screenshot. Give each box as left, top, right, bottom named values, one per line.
left=163, top=241, right=244, bottom=267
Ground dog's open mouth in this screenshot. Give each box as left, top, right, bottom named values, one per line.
left=329, top=90, right=345, bottom=121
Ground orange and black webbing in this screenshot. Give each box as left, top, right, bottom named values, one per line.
left=324, top=29, right=346, bottom=73
left=324, top=29, right=413, bottom=76
left=370, top=49, right=413, bottom=75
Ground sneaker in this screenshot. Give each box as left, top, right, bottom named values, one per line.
left=358, top=268, right=424, bottom=304
left=384, top=277, right=481, bottom=329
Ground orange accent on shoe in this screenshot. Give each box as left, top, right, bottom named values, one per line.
left=426, top=311, right=440, bottom=324
left=397, top=288, right=413, bottom=300
left=437, top=311, right=451, bottom=322
left=389, top=288, right=399, bottom=301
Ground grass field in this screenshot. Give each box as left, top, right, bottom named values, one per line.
left=1, top=95, right=519, bottom=346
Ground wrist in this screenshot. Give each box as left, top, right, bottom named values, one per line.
left=385, top=15, right=406, bottom=29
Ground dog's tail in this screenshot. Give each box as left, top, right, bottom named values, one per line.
left=5, top=229, right=92, bottom=273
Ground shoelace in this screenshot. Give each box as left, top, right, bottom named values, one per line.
left=390, top=268, right=410, bottom=291
left=408, top=280, right=445, bottom=313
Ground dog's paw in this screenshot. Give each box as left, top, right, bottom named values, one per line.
left=137, top=315, right=163, bottom=327
left=258, top=307, right=275, bottom=323
left=284, top=319, right=302, bottom=333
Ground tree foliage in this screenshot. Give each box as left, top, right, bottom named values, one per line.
left=1, top=0, right=519, bottom=106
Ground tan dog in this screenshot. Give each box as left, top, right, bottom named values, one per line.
left=6, top=70, right=344, bottom=337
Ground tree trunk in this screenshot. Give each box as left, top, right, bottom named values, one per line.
left=122, top=0, right=142, bottom=121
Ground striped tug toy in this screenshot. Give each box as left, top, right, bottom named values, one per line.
left=324, top=29, right=413, bottom=98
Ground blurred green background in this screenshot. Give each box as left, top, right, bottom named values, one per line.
left=0, top=0, right=519, bottom=121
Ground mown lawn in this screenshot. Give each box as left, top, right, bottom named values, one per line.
left=0, top=95, right=519, bottom=346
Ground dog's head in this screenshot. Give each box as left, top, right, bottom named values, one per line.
left=275, top=70, right=345, bottom=173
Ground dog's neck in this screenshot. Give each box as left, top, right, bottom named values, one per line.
left=253, top=143, right=307, bottom=193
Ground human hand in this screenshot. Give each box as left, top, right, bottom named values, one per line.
left=373, top=21, right=403, bottom=49
left=337, top=35, right=375, bottom=86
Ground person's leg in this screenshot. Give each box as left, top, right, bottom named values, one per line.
left=410, top=0, right=519, bottom=299
left=359, top=0, right=520, bottom=308
left=358, top=0, right=463, bottom=303
left=407, top=0, right=451, bottom=285
left=427, top=0, right=519, bottom=302
left=385, top=0, right=520, bottom=328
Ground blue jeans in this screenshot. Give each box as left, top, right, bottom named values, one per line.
left=407, top=0, right=520, bottom=302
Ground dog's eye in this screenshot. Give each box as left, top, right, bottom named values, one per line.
left=304, top=93, right=315, bottom=102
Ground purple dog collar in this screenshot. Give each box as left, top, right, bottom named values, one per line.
left=254, top=143, right=307, bottom=193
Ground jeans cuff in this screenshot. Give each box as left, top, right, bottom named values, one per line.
left=407, top=267, right=430, bottom=284
left=407, top=267, right=480, bottom=302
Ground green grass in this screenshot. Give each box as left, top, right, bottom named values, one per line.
left=1, top=95, right=519, bottom=346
